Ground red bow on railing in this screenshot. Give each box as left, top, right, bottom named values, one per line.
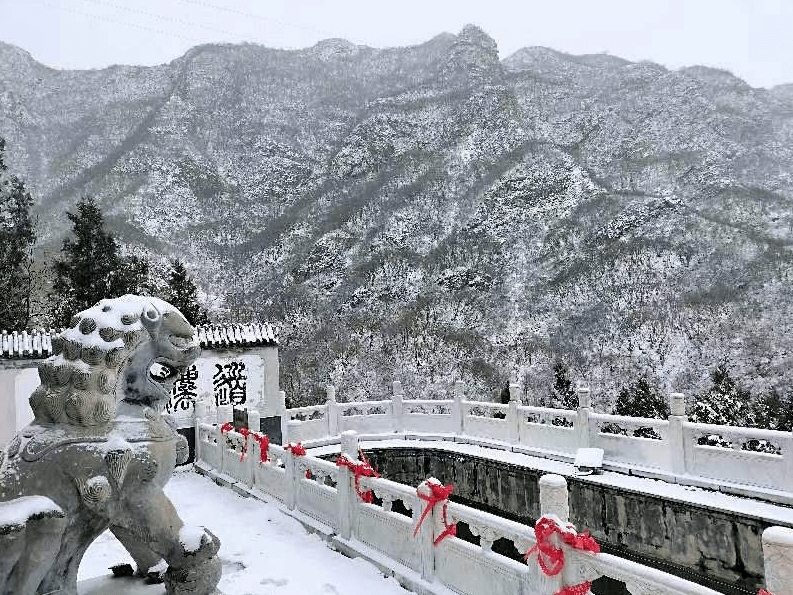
left=759, top=591, right=773, bottom=595
left=285, top=442, right=309, bottom=477
left=237, top=427, right=251, bottom=461
left=525, top=516, right=600, bottom=595
left=250, top=432, right=269, bottom=463
left=285, top=442, right=307, bottom=456
left=336, top=449, right=380, bottom=503
left=414, top=478, right=457, bottom=546
left=219, top=424, right=270, bottom=463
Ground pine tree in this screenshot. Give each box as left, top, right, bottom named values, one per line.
left=613, top=377, right=669, bottom=419
left=164, top=259, right=208, bottom=326
left=0, top=138, right=37, bottom=330
left=547, top=362, right=578, bottom=409
left=51, top=196, right=149, bottom=326
left=690, top=363, right=752, bottom=426
left=751, top=389, right=793, bottom=431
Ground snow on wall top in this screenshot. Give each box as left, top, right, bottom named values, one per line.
left=0, top=322, right=278, bottom=360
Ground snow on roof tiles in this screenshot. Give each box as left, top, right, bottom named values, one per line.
left=0, top=323, right=277, bottom=360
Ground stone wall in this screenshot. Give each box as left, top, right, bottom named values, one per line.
left=360, top=447, right=784, bottom=595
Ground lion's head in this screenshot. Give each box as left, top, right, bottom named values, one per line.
left=30, top=295, right=201, bottom=427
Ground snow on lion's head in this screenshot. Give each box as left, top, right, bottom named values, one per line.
left=29, top=295, right=201, bottom=427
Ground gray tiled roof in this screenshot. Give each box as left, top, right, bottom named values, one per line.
left=0, top=323, right=278, bottom=359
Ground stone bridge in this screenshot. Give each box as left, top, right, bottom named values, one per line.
left=195, top=407, right=793, bottom=595
left=274, top=381, right=793, bottom=595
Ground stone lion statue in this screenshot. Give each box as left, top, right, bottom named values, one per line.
left=0, top=295, right=221, bottom=595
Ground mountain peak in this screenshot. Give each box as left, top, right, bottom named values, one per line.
left=442, top=24, right=500, bottom=82
left=457, top=24, right=497, bottom=50
left=307, top=38, right=365, bottom=61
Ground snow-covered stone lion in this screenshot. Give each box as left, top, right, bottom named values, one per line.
left=0, top=295, right=221, bottom=595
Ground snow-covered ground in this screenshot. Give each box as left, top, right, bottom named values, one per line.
left=79, top=469, right=410, bottom=595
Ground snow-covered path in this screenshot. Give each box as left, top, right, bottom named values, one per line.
left=79, top=469, right=410, bottom=595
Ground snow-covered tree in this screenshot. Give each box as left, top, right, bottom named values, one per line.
left=689, top=363, right=752, bottom=426
left=164, top=259, right=209, bottom=326
left=546, top=362, right=577, bottom=409
left=51, top=196, right=150, bottom=326
left=613, top=377, right=668, bottom=419
left=0, top=138, right=37, bottom=330
left=750, top=389, right=793, bottom=431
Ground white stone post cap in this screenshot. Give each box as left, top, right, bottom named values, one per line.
left=340, top=430, right=359, bottom=459
left=669, top=392, right=686, bottom=417
left=763, top=525, right=793, bottom=546
left=538, top=474, right=567, bottom=488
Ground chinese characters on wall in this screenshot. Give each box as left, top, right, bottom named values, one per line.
left=212, top=361, right=247, bottom=406
left=166, top=364, right=198, bottom=414
left=165, top=358, right=252, bottom=419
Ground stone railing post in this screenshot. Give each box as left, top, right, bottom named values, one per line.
left=193, top=400, right=205, bottom=465
left=246, top=409, right=261, bottom=483
left=217, top=404, right=232, bottom=425
left=286, top=419, right=301, bottom=449
left=539, top=474, right=569, bottom=522
left=415, top=481, right=435, bottom=582
left=247, top=409, right=260, bottom=433
left=278, top=390, right=288, bottom=445
left=508, top=382, right=520, bottom=444
left=576, top=386, right=592, bottom=449
left=326, top=384, right=339, bottom=436
left=762, top=527, right=793, bottom=595
left=392, top=381, right=404, bottom=433
left=668, top=392, right=687, bottom=476
left=787, top=432, right=793, bottom=493
left=338, top=430, right=359, bottom=540
left=284, top=421, right=302, bottom=511
left=453, top=380, right=465, bottom=435
left=217, top=405, right=232, bottom=474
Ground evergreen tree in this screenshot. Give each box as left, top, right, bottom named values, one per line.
left=164, top=259, right=208, bottom=326
left=690, top=363, right=752, bottom=426
left=51, top=196, right=149, bottom=326
left=0, top=138, right=37, bottom=330
left=613, top=377, right=669, bottom=419
left=547, top=362, right=578, bottom=409
left=751, top=389, right=793, bottom=431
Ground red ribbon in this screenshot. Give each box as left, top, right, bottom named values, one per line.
left=250, top=432, right=269, bottom=463
left=285, top=442, right=307, bottom=456
left=759, top=591, right=773, bottom=595
left=414, top=480, right=457, bottom=546
left=219, top=424, right=270, bottom=463
left=285, top=442, right=309, bottom=477
left=336, top=449, right=380, bottom=503
left=525, top=516, right=599, bottom=595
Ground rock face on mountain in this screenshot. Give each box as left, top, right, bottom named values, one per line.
left=1, top=27, right=791, bottom=406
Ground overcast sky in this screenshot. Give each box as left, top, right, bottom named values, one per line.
left=1, top=0, right=791, bottom=88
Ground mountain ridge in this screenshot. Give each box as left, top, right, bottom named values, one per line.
left=1, top=28, right=791, bottom=407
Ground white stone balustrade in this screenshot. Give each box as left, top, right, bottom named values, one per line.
left=276, top=384, right=793, bottom=502
left=194, top=424, right=743, bottom=595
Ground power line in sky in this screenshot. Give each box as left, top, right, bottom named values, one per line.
left=77, top=0, right=245, bottom=40
left=177, top=0, right=366, bottom=45
left=27, top=0, right=205, bottom=43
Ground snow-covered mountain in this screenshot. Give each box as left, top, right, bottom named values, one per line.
left=2, top=26, right=792, bottom=406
